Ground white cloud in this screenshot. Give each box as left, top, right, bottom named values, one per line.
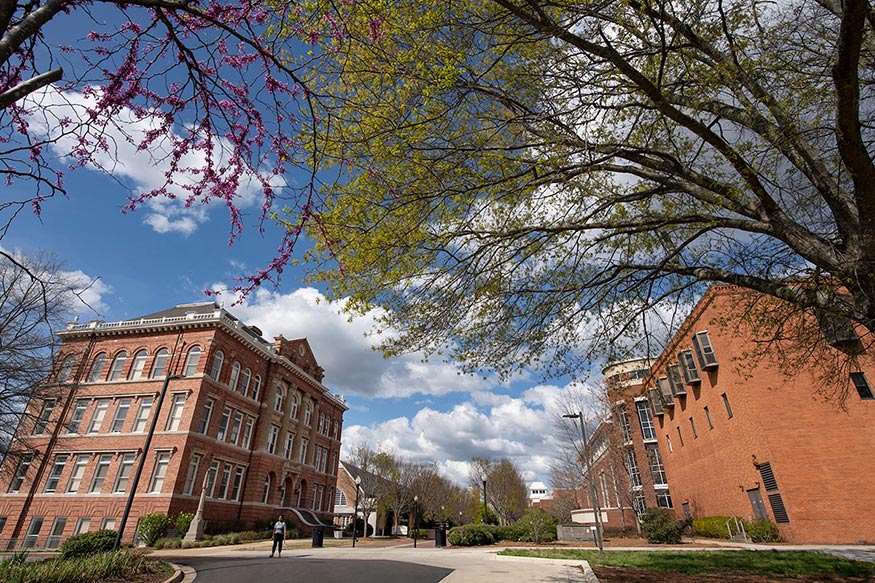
left=24, top=87, right=281, bottom=236
left=62, top=269, right=113, bottom=316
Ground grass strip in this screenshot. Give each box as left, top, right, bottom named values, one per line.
left=0, top=549, right=172, bottom=583
left=499, top=549, right=875, bottom=578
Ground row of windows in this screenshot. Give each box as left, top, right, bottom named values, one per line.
left=2, top=515, right=118, bottom=549
left=59, top=346, right=202, bottom=384
left=181, top=455, right=247, bottom=501
left=208, top=351, right=262, bottom=400
left=272, top=386, right=341, bottom=439
left=9, top=451, right=173, bottom=495
left=663, top=393, right=733, bottom=452
left=33, top=394, right=187, bottom=436
left=200, top=399, right=256, bottom=449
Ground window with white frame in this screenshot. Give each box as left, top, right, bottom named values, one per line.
left=57, top=354, right=76, bottom=382
left=129, top=350, right=148, bottom=380
left=304, top=402, right=312, bottom=426
left=23, top=516, right=43, bottom=549
left=635, top=400, right=656, bottom=440
left=107, top=351, right=127, bottom=381
left=289, top=394, right=299, bottom=419
left=299, top=438, right=309, bottom=464
left=148, top=452, right=171, bottom=493
left=206, top=461, right=219, bottom=497
left=240, top=368, right=251, bottom=395
left=335, top=489, right=347, bottom=506
left=678, top=349, right=701, bottom=384
left=88, top=399, right=109, bottom=433
left=251, top=375, right=262, bottom=400
left=268, top=425, right=279, bottom=455
left=318, top=413, right=325, bottom=434
left=333, top=419, right=338, bottom=440
left=113, top=453, right=136, bottom=493
left=241, top=417, right=254, bottom=449
left=89, top=454, right=112, bottom=493
left=262, top=474, right=271, bottom=504
left=209, top=350, right=224, bottom=380
left=615, top=403, right=632, bottom=443
left=274, top=386, right=285, bottom=412
left=74, top=518, right=91, bottom=535
left=101, top=518, right=116, bottom=531
left=66, top=455, right=88, bottom=493
left=44, top=454, right=67, bottom=492
left=692, top=331, right=718, bottom=369
left=165, top=393, right=187, bottom=431
left=217, top=407, right=231, bottom=441
left=67, top=400, right=88, bottom=433
left=218, top=463, right=231, bottom=499
left=229, top=362, right=241, bottom=391
left=110, top=398, right=131, bottom=432
left=647, top=445, right=668, bottom=486
left=183, top=454, right=201, bottom=495
left=183, top=346, right=201, bottom=376
left=230, top=467, right=244, bottom=500
left=151, top=348, right=169, bottom=378
left=87, top=353, right=107, bottom=382
left=33, top=400, right=55, bottom=434
left=656, top=490, right=673, bottom=508
left=229, top=412, right=243, bottom=445
left=133, top=396, right=153, bottom=433
left=284, top=432, right=295, bottom=459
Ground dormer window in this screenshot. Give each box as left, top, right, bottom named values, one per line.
left=666, top=364, right=686, bottom=397
left=678, top=349, right=701, bottom=384
left=692, top=331, right=718, bottom=369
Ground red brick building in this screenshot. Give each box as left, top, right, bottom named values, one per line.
left=0, top=302, right=346, bottom=548
left=644, top=286, right=875, bottom=543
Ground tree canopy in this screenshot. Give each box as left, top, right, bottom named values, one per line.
left=267, top=0, right=875, bottom=378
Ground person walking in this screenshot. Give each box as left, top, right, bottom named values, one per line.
left=270, top=515, right=287, bottom=557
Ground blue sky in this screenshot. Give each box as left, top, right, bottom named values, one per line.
left=1, top=4, right=604, bottom=488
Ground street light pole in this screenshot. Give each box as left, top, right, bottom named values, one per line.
left=114, top=373, right=184, bottom=550
left=480, top=473, right=488, bottom=524
left=563, top=411, right=604, bottom=553
left=352, top=475, right=362, bottom=548
left=413, top=495, right=419, bottom=548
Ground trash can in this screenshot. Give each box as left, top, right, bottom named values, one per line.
left=434, top=525, right=447, bottom=548
left=311, top=527, right=324, bottom=548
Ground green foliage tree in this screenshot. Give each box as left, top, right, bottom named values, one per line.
left=515, top=508, right=559, bottom=543
left=265, top=0, right=875, bottom=388
left=138, top=512, right=171, bottom=547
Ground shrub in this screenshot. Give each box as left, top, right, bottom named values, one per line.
left=641, top=508, right=684, bottom=544
left=491, top=524, right=521, bottom=542
left=747, top=518, right=781, bottom=543
left=238, top=530, right=267, bottom=542
left=515, top=508, right=558, bottom=543
left=153, top=537, right=182, bottom=550
left=174, top=512, right=195, bottom=537
left=447, top=524, right=495, bottom=547
left=60, top=530, right=117, bottom=559
left=138, top=512, right=171, bottom=547
left=692, top=516, right=734, bottom=539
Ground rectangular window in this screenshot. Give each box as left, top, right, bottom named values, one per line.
left=67, top=400, right=89, bottom=433
left=692, top=331, right=719, bottom=369
left=241, top=417, right=254, bottom=449
left=268, top=425, right=279, bottom=455
left=722, top=393, right=734, bottom=418
left=655, top=490, right=673, bottom=509
left=183, top=454, right=201, bottom=495
left=851, top=372, right=874, bottom=399
left=46, top=517, right=67, bottom=549
left=284, top=432, right=295, bottom=459
left=110, top=398, right=131, bottom=432
left=207, top=461, right=220, bottom=497
left=0, top=516, right=6, bottom=534
left=218, top=464, right=231, bottom=499
left=666, top=434, right=673, bottom=453
left=101, top=518, right=116, bottom=531
left=616, top=404, right=632, bottom=443
left=33, top=400, right=56, bottom=434
left=149, top=452, right=171, bottom=493
left=299, top=438, right=309, bottom=464
left=689, top=416, right=698, bottom=438
left=74, top=518, right=91, bottom=535
left=165, top=394, right=187, bottom=431
left=89, top=454, right=112, bottom=493
left=66, top=455, right=89, bottom=493
left=314, top=446, right=323, bottom=473
left=636, top=400, right=656, bottom=440
left=133, top=397, right=153, bottom=433
left=23, top=516, right=43, bottom=549
left=648, top=446, right=667, bottom=486
left=217, top=407, right=231, bottom=441
left=9, top=454, right=33, bottom=493
left=113, top=453, right=136, bottom=493
left=676, top=426, right=685, bottom=447
left=678, top=349, right=701, bottom=384
left=230, top=467, right=245, bottom=501
left=44, top=454, right=68, bottom=492
left=704, top=406, right=714, bottom=429
left=229, top=412, right=243, bottom=445
left=198, top=399, right=214, bottom=434
left=667, top=365, right=686, bottom=396
left=88, top=399, right=110, bottom=433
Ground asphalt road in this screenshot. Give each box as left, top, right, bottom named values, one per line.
left=166, top=554, right=455, bottom=583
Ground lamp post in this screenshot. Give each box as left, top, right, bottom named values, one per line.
left=352, top=475, right=361, bottom=548
left=114, top=373, right=184, bottom=550
left=563, top=411, right=604, bottom=552
left=413, top=495, right=419, bottom=548
left=458, top=510, right=462, bottom=525
left=479, top=472, right=488, bottom=524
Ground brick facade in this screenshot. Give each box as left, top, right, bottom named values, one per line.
left=0, top=302, right=347, bottom=548
left=644, top=286, right=875, bottom=543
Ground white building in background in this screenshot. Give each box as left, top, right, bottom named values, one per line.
left=527, top=482, right=553, bottom=507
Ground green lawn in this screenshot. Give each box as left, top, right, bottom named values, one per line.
left=499, top=549, right=875, bottom=578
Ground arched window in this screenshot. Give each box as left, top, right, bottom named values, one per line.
left=57, top=355, right=75, bottom=382
left=274, top=386, right=285, bottom=412
left=229, top=362, right=241, bottom=391
left=129, top=350, right=148, bottom=380
left=289, top=394, right=299, bottom=419
left=304, top=402, right=312, bottom=426
left=251, top=375, right=262, bottom=400
left=151, top=348, right=169, bottom=378
left=334, top=488, right=347, bottom=506
left=240, top=368, right=251, bottom=396
left=262, top=473, right=272, bottom=504
left=87, top=353, right=107, bottom=382
left=183, top=346, right=202, bottom=376
left=107, top=351, right=127, bottom=381
left=209, top=350, right=224, bottom=380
